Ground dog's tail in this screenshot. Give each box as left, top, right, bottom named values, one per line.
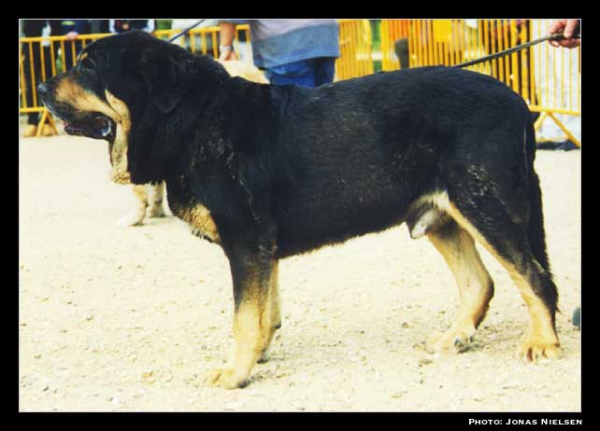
left=525, top=120, right=555, bottom=283
left=525, top=121, right=550, bottom=273
left=525, top=119, right=560, bottom=315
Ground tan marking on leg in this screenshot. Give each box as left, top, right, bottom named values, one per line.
left=177, top=204, right=221, bottom=243
left=507, top=266, right=561, bottom=361
left=258, top=260, right=281, bottom=363
left=133, top=184, right=148, bottom=205
left=270, top=261, right=281, bottom=328
left=426, top=224, right=494, bottom=354
left=206, top=267, right=274, bottom=389
left=432, top=196, right=560, bottom=361
left=118, top=184, right=148, bottom=226
left=147, top=182, right=166, bottom=218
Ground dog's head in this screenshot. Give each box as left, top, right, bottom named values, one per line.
left=39, top=31, right=224, bottom=184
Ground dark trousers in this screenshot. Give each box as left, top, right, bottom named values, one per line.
left=265, top=57, right=336, bottom=88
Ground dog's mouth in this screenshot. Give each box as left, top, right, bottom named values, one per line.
left=63, top=113, right=116, bottom=142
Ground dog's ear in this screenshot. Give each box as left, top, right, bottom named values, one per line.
left=138, top=48, right=187, bottom=113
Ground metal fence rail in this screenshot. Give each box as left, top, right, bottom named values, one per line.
left=336, top=19, right=374, bottom=80
left=154, top=25, right=251, bottom=59
left=379, top=19, right=581, bottom=146
left=20, top=19, right=581, bottom=145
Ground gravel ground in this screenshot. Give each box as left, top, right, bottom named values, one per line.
left=19, top=127, right=581, bottom=412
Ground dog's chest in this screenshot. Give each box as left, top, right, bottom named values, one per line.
left=166, top=178, right=221, bottom=243
left=170, top=200, right=221, bottom=244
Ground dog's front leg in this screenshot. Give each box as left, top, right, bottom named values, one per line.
left=147, top=182, right=166, bottom=218
left=118, top=184, right=148, bottom=226
left=206, top=245, right=276, bottom=389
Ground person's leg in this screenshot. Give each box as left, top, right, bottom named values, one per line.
left=313, top=57, right=336, bottom=86
left=265, top=59, right=316, bottom=87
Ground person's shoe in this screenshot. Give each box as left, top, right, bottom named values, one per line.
left=42, top=124, right=56, bottom=137
left=23, top=124, right=38, bottom=138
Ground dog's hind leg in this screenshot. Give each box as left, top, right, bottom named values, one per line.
left=118, top=184, right=148, bottom=226
left=425, top=218, right=494, bottom=354
left=441, top=181, right=560, bottom=362
left=147, top=182, right=166, bottom=218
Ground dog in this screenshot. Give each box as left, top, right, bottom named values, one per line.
left=39, top=31, right=561, bottom=389
left=118, top=60, right=269, bottom=227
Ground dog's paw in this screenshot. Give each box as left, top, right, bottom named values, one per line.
left=257, top=348, right=271, bottom=364
left=117, top=211, right=145, bottom=227
left=148, top=206, right=166, bottom=218
left=516, top=337, right=561, bottom=362
left=425, top=329, right=475, bottom=355
left=205, top=367, right=249, bottom=389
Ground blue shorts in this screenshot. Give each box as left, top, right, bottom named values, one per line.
left=265, top=57, right=336, bottom=88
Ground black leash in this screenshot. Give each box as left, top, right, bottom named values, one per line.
left=455, top=32, right=580, bottom=68
left=168, top=19, right=207, bottom=43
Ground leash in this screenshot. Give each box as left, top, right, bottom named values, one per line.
left=168, top=19, right=207, bottom=43
left=455, top=32, right=580, bottom=68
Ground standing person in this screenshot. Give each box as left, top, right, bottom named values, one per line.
left=110, top=19, right=155, bottom=34
left=21, top=20, right=55, bottom=137
left=219, top=19, right=340, bottom=88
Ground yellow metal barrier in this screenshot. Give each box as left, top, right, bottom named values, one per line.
left=380, top=19, right=410, bottom=70
left=380, top=19, right=581, bottom=146
left=154, top=25, right=251, bottom=59
left=336, top=19, right=374, bottom=80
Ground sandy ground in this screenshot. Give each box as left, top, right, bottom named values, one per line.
left=19, top=125, right=581, bottom=412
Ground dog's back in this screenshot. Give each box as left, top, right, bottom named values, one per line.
left=237, top=67, right=533, bottom=257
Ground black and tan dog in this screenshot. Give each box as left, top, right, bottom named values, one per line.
left=39, top=31, right=561, bottom=389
